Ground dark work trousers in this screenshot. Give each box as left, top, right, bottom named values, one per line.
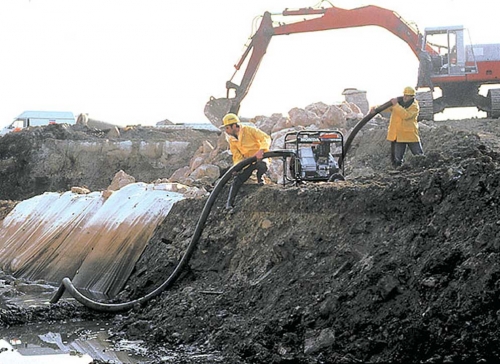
left=226, top=160, right=268, bottom=208
left=391, top=141, right=424, bottom=166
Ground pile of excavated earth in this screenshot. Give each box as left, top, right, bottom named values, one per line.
left=2, top=99, right=500, bottom=363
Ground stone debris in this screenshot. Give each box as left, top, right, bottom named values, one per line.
left=168, top=100, right=364, bottom=185
left=107, top=170, right=136, bottom=191
left=70, top=186, right=91, bottom=194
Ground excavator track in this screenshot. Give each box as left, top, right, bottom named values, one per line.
left=416, top=91, right=434, bottom=121
left=487, top=89, right=500, bottom=118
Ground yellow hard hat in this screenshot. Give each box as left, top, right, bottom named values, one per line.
left=221, top=113, right=240, bottom=128
left=403, top=86, right=416, bottom=96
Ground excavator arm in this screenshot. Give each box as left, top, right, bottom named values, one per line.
left=205, top=4, right=437, bottom=125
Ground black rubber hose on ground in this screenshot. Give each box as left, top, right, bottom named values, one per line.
left=50, top=100, right=394, bottom=313
left=338, top=99, right=393, bottom=168
left=50, top=150, right=296, bottom=313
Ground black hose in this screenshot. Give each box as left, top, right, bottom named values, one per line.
left=50, top=150, right=295, bottom=312
left=338, top=99, right=393, bottom=168
left=50, top=100, right=394, bottom=313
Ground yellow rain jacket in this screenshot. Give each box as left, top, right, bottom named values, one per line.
left=386, top=99, right=420, bottom=142
left=226, top=124, right=271, bottom=165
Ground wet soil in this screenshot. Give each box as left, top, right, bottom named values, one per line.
left=2, top=117, right=500, bottom=363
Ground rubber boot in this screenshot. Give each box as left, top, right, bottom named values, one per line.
left=256, top=161, right=268, bottom=185
left=226, top=177, right=242, bottom=210
left=226, top=184, right=237, bottom=210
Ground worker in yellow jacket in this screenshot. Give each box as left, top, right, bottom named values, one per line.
left=221, top=113, right=271, bottom=209
left=385, top=86, right=424, bottom=167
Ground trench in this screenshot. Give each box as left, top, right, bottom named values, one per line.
left=50, top=103, right=386, bottom=312
left=1, top=105, right=384, bottom=314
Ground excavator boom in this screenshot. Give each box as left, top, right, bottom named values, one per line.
left=205, top=4, right=429, bottom=126
left=205, top=3, right=500, bottom=124
left=275, top=6, right=434, bottom=56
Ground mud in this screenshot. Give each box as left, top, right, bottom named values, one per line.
left=2, top=117, right=500, bottom=363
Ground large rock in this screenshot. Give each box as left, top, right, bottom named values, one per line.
left=189, top=164, right=220, bottom=184
left=108, top=170, right=136, bottom=191
left=288, top=107, right=320, bottom=128
left=169, top=166, right=191, bottom=183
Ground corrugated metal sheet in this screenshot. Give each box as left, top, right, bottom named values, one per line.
left=0, top=183, right=184, bottom=299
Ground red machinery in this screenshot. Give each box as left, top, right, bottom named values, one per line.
left=205, top=4, right=500, bottom=122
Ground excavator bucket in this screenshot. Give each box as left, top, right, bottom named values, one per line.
left=204, top=97, right=233, bottom=128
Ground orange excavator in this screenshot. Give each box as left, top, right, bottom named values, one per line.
left=205, top=4, right=500, bottom=123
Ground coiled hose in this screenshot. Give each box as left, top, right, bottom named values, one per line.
left=50, top=150, right=295, bottom=312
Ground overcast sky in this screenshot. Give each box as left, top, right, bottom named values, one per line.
left=0, top=0, right=498, bottom=128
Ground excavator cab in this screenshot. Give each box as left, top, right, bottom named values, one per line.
left=422, top=26, right=476, bottom=77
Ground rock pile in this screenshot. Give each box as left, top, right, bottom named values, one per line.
left=169, top=100, right=364, bottom=185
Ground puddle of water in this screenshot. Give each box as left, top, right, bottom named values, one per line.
left=1, top=276, right=158, bottom=363
left=0, top=274, right=59, bottom=311
left=0, top=320, right=155, bottom=364
left=0, top=338, right=92, bottom=363
left=0, top=276, right=225, bottom=363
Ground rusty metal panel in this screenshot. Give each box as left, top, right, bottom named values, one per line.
left=71, top=183, right=184, bottom=299
left=0, top=191, right=103, bottom=281
left=0, top=183, right=184, bottom=299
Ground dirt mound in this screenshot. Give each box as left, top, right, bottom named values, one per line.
left=105, top=118, right=500, bottom=363
left=3, top=117, right=500, bottom=363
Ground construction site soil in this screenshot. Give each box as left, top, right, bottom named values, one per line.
left=2, top=116, right=500, bottom=363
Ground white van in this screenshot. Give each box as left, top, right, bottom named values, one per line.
left=1, top=111, right=76, bottom=135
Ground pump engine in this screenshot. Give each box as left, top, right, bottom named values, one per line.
left=283, top=130, right=345, bottom=184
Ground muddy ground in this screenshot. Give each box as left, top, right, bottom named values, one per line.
left=2, top=116, right=500, bottom=363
